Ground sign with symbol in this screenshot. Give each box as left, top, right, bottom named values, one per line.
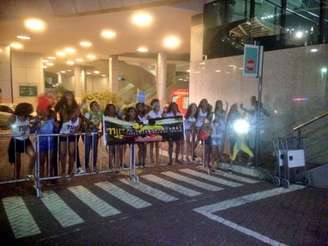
left=243, top=44, right=263, bottom=78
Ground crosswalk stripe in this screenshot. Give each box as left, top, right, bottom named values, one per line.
left=2, top=196, right=41, bottom=239
left=180, top=169, right=242, bottom=188
left=162, top=171, right=224, bottom=192
left=95, top=182, right=151, bottom=209
left=41, top=191, right=84, bottom=227
left=68, top=186, right=121, bottom=217
left=143, top=174, right=201, bottom=197
left=120, top=179, right=178, bottom=203
left=196, top=166, right=259, bottom=184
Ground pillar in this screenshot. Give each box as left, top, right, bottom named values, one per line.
left=0, top=46, right=12, bottom=103
left=156, top=52, right=167, bottom=106
left=73, top=66, right=86, bottom=102
left=108, top=56, right=119, bottom=93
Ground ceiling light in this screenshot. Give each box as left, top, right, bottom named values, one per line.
left=16, top=35, right=31, bottom=40
left=321, top=67, right=327, bottom=74
left=43, top=65, right=47, bottom=69
left=163, top=35, right=181, bottom=49
left=93, top=70, right=100, bottom=74
left=67, top=69, right=72, bottom=72
left=186, top=69, right=191, bottom=73
left=86, top=54, right=96, bottom=60
left=294, top=30, right=304, bottom=39
left=46, top=62, right=54, bottom=66
left=60, top=70, right=66, bottom=74
left=310, top=48, right=318, bottom=53
left=137, top=46, right=149, bottom=53
left=10, top=42, right=23, bottom=49
left=131, top=12, right=153, bottom=27
left=42, top=59, right=49, bottom=63
left=24, top=18, right=46, bottom=32
left=64, top=47, right=76, bottom=54
left=66, top=60, right=75, bottom=66
left=86, top=72, right=91, bottom=75
left=47, top=56, right=56, bottom=60
left=101, top=29, right=117, bottom=39
left=101, top=74, right=106, bottom=77
left=56, top=51, right=66, bottom=57
left=79, top=40, right=92, bottom=48
left=215, top=70, right=221, bottom=73
left=75, top=58, right=84, bottom=63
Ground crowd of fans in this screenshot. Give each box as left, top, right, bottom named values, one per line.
left=7, top=90, right=265, bottom=180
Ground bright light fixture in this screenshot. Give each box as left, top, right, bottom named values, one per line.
left=131, top=12, right=153, bottom=27
left=66, top=60, right=75, bottom=66
left=86, top=54, right=96, bottom=60
left=163, top=35, right=181, bottom=49
left=137, top=46, right=149, bottom=53
left=75, top=58, right=84, bottom=63
left=64, top=47, right=76, bottom=54
left=67, top=69, right=72, bottom=72
left=42, top=59, right=49, bottom=63
left=79, top=40, right=92, bottom=48
left=310, top=48, right=318, bottom=53
left=24, top=18, right=46, bottom=32
left=101, top=29, right=117, bottom=39
left=60, top=70, right=66, bottom=74
left=47, top=56, right=56, bottom=60
left=56, top=51, right=66, bottom=57
left=93, top=70, right=100, bottom=74
left=321, top=67, right=328, bottom=74
left=46, top=62, right=54, bottom=66
left=233, top=119, right=250, bottom=135
left=10, top=42, right=23, bottom=49
left=16, top=35, right=31, bottom=40
left=101, top=74, right=106, bottom=77
left=43, top=65, right=47, bottom=69
left=294, top=30, right=304, bottom=39
left=86, top=72, right=91, bottom=75
left=215, top=70, right=221, bottom=73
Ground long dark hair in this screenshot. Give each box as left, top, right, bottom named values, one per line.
left=104, top=104, right=117, bottom=117
left=196, top=98, right=210, bottom=118
left=167, top=102, right=180, bottom=116
left=185, top=103, right=197, bottom=119
left=55, top=91, right=79, bottom=118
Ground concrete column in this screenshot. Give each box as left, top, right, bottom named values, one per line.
left=108, top=56, right=119, bottom=93
left=0, top=46, right=12, bottom=103
left=57, top=72, right=62, bottom=84
left=156, top=52, right=167, bottom=106
left=73, top=66, right=86, bottom=102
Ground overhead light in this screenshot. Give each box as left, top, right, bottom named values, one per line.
left=93, top=70, right=100, bottom=74
left=137, top=46, right=148, bottom=53
left=42, top=59, right=49, bottom=63
left=186, top=69, right=191, bottom=73
left=16, top=35, right=31, bottom=40
left=66, top=60, right=75, bottom=66
left=131, top=12, right=153, bottom=27
left=67, top=69, right=72, bottom=72
left=79, top=40, right=92, bottom=48
left=101, top=29, right=117, bottom=39
left=24, top=18, right=46, bottom=32
left=215, top=70, right=221, bottom=73
left=86, top=72, right=91, bottom=75
left=60, top=70, right=66, bottom=74
left=294, top=30, right=304, bottom=39
left=64, top=47, right=76, bottom=54
left=56, top=50, right=66, bottom=57
left=86, top=54, right=96, bottom=60
left=10, top=42, right=23, bottom=49
left=43, top=65, right=47, bottom=69
left=75, top=58, right=84, bottom=63
left=310, top=48, right=318, bottom=53
left=46, top=62, right=54, bottom=66
left=47, top=56, right=56, bottom=60
left=101, top=74, right=107, bottom=77
left=321, top=67, right=327, bottom=74
left=163, top=35, right=181, bottom=49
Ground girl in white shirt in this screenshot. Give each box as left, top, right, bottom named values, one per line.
left=147, top=99, right=162, bottom=165
left=184, top=103, right=197, bottom=162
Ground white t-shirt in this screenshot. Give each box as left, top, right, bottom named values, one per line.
left=137, top=115, right=148, bottom=124
left=196, top=110, right=208, bottom=128
left=166, top=112, right=182, bottom=117
left=184, top=116, right=196, bottom=130
left=60, top=118, right=80, bottom=134
left=12, top=116, right=30, bottom=140
left=148, top=110, right=163, bottom=119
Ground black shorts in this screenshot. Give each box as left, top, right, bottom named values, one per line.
left=8, top=138, right=33, bottom=164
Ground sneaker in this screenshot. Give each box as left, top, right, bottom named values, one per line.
left=26, top=174, right=34, bottom=181
left=76, top=167, right=85, bottom=174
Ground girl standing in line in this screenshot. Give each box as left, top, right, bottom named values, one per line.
left=184, top=103, right=197, bottom=162
left=7, top=103, right=35, bottom=179
left=211, top=103, right=226, bottom=169
left=136, top=102, right=148, bottom=168
left=166, top=102, right=183, bottom=165
left=55, top=91, right=81, bottom=178
left=147, top=99, right=163, bottom=166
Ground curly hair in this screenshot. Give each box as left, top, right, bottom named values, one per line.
left=14, top=103, right=34, bottom=117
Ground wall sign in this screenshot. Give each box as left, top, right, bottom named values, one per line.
left=19, top=85, right=37, bottom=97
left=243, top=44, right=263, bottom=78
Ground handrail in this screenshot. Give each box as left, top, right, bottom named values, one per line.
left=293, top=112, right=328, bottom=131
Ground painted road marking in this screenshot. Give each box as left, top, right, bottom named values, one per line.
left=194, top=185, right=304, bottom=246
left=120, top=179, right=178, bottom=202
left=143, top=174, right=201, bottom=197
left=41, top=191, right=84, bottom=227
left=68, top=186, right=121, bottom=217
left=162, top=171, right=223, bottom=192
left=2, top=196, right=41, bottom=239
left=180, top=169, right=242, bottom=188
left=95, top=182, right=151, bottom=209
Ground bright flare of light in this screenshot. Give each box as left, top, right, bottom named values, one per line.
left=101, top=29, right=117, bottom=39
left=294, top=30, right=304, bottom=39
left=163, top=35, right=181, bottom=49
left=64, top=47, right=76, bottom=54
left=10, top=42, right=23, bottom=49
left=131, top=12, right=153, bottom=27
left=86, top=54, right=96, bottom=60
left=46, top=62, right=54, bottom=66
left=66, top=60, right=75, bottom=66
left=321, top=67, right=328, bottom=74
left=101, top=74, right=106, bottom=77
left=137, top=46, right=148, bottom=53
left=56, top=51, right=66, bottom=57
left=86, top=72, right=91, bottom=75
left=75, top=58, right=84, bottom=63
left=42, top=59, right=49, bottom=63
left=93, top=70, right=100, bottom=74
left=310, top=48, right=318, bottom=53
left=79, top=40, right=92, bottom=48
left=233, top=119, right=250, bottom=135
left=60, top=70, right=66, bottom=74
left=16, top=35, right=31, bottom=40
left=24, top=18, right=46, bottom=32
left=47, top=56, right=56, bottom=60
